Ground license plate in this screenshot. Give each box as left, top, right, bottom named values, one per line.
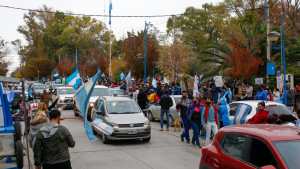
left=128, top=130, right=137, bottom=134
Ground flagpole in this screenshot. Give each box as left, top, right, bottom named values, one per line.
left=108, top=0, right=112, bottom=80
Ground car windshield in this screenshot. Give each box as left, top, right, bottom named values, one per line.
left=106, top=100, right=140, bottom=114
left=109, top=89, right=125, bottom=96
left=266, top=105, right=297, bottom=124
left=274, top=140, right=300, bottom=169
left=92, top=88, right=109, bottom=97
left=57, top=88, right=74, bottom=95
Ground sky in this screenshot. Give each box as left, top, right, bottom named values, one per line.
left=0, top=0, right=221, bottom=75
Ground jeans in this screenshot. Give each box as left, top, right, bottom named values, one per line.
left=205, top=122, right=218, bottom=145
left=181, top=116, right=190, bottom=142
left=191, top=122, right=200, bottom=146
left=160, top=109, right=170, bottom=129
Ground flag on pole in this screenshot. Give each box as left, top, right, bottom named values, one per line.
left=66, top=69, right=82, bottom=89
left=74, top=70, right=101, bottom=141
left=109, top=0, right=112, bottom=25
left=152, top=78, right=157, bottom=89
left=120, top=72, right=125, bottom=81
left=193, top=74, right=199, bottom=97
left=125, top=71, right=131, bottom=91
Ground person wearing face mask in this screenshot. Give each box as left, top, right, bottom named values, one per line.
left=177, top=91, right=192, bottom=143
left=188, top=97, right=203, bottom=147
left=33, top=109, right=75, bottom=169
left=248, top=102, right=269, bottom=124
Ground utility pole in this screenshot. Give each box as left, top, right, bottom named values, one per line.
left=144, top=22, right=149, bottom=84
left=280, top=0, right=287, bottom=105
left=108, top=0, right=113, bottom=80
left=265, top=0, right=271, bottom=86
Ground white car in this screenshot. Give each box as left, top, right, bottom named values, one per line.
left=147, top=95, right=182, bottom=122
left=90, top=96, right=151, bottom=143
left=56, top=86, right=75, bottom=109
left=230, top=100, right=298, bottom=125
left=74, top=85, right=110, bottom=117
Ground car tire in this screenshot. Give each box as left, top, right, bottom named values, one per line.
left=143, top=137, right=151, bottom=143
left=102, top=133, right=109, bottom=144
left=15, top=140, right=24, bottom=169
left=14, top=121, right=22, bottom=141
left=92, top=128, right=98, bottom=136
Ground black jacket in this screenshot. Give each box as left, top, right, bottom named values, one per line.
left=159, top=94, right=173, bottom=110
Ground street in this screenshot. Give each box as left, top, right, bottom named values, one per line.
left=61, top=110, right=201, bottom=169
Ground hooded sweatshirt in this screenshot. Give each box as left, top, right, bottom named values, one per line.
left=33, top=123, right=75, bottom=166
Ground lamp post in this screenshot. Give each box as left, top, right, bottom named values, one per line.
left=268, top=1, right=287, bottom=105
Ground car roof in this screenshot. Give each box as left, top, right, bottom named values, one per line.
left=102, top=96, right=132, bottom=102
left=221, top=124, right=300, bottom=141
left=231, top=100, right=286, bottom=107
left=95, top=85, right=108, bottom=89
left=57, top=86, right=73, bottom=89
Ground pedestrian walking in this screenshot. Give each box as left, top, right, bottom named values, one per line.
left=188, top=98, right=203, bottom=147
left=159, top=89, right=173, bottom=131
left=248, top=102, right=269, bottom=124
left=255, top=85, right=268, bottom=101
left=33, top=109, right=75, bottom=169
left=202, top=100, right=218, bottom=145
left=177, top=91, right=191, bottom=143
left=30, top=102, right=48, bottom=147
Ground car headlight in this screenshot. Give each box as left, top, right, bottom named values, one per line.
left=144, top=120, right=150, bottom=126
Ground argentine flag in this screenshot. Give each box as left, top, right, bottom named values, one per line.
left=66, top=69, right=82, bottom=89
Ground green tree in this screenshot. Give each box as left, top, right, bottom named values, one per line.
left=0, top=38, right=9, bottom=76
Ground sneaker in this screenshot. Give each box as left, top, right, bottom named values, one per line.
left=166, top=128, right=169, bottom=131
left=160, top=128, right=164, bottom=131
left=180, top=135, right=184, bottom=142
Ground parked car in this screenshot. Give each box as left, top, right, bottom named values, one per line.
left=229, top=100, right=298, bottom=125
left=90, top=96, right=151, bottom=144
left=56, top=86, right=75, bottom=109
left=147, top=95, right=182, bottom=123
left=74, top=85, right=110, bottom=116
left=200, top=124, right=300, bottom=169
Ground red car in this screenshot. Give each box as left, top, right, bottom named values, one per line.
left=200, top=124, right=300, bottom=169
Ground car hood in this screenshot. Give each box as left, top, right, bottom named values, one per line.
left=59, top=94, right=74, bottom=100
left=107, top=113, right=147, bottom=124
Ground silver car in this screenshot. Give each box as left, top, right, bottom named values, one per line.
left=90, top=96, right=151, bottom=144
left=147, top=95, right=182, bottom=123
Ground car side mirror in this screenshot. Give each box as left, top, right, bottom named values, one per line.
left=260, top=165, right=276, bottom=169
left=96, top=111, right=105, bottom=116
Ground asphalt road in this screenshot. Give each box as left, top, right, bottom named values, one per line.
left=60, top=110, right=201, bottom=169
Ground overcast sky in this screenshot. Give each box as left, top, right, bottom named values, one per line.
left=0, top=0, right=221, bottom=74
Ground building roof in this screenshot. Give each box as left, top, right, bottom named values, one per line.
left=221, top=124, right=300, bottom=141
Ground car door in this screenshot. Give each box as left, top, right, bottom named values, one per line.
left=220, top=133, right=279, bottom=169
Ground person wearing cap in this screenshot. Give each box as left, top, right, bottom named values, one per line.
left=248, top=102, right=269, bottom=124
left=202, top=99, right=218, bottom=145
left=33, top=109, right=75, bottom=169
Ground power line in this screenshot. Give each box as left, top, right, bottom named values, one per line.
left=0, top=4, right=183, bottom=18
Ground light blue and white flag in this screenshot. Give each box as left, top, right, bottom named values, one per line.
left=66, top=69, right=82, bottom=90
left=120, top=72, right=125, bottom=81
left=125, top=71, right=131, bottom=91
left=74, top=70, right=101, bottom=141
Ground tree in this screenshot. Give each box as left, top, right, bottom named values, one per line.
left=121, top=31, right=160, bottom=79
left=0, top=38, right=9, bottom=76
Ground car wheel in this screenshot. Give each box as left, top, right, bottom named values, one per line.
left=102, top=133, right=109, bottom=144
left=92, top=127, right=98, bottom=136
left=148, top=111, right=154, bottom=121
left=15, top=140, right=24, bottom=169
left=14, top=121, right=22, bottom=141
left=143, top=137, right=151, bottom=143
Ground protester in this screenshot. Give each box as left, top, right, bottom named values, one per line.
left=248, top=102, right=269, bottom=124
left=273, top=88, right=281, bottom=102
left=287, top=88, right=295, bottom=112
left=33, top=109, right=75, bottom=169
left=159, top=88, right=173, bottom=131
left=137, top=87, right=148, bottom=111
left=41, top=90, right=51, bottom=106
left=30, top=102, right=48, bottom=147
left=267, top=88, right=274, bottom=101
left=202, top=100, right=218, bottom=145
left=245, top=83, right=253, bottom=100
left=188, top=97, right=203, bottom=147
left=218, top=98, right=231, bottom=128
left=255, top=85, right=268, bottom=101
left=177, top=91, right=191, bottom=143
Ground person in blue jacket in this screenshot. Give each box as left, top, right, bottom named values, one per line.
left=255, top=85, right=268, bottom=101
left=218, top=97, right=231, bottom=128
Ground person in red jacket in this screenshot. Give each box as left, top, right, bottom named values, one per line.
left=248, top=102, right=269, bottom=124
